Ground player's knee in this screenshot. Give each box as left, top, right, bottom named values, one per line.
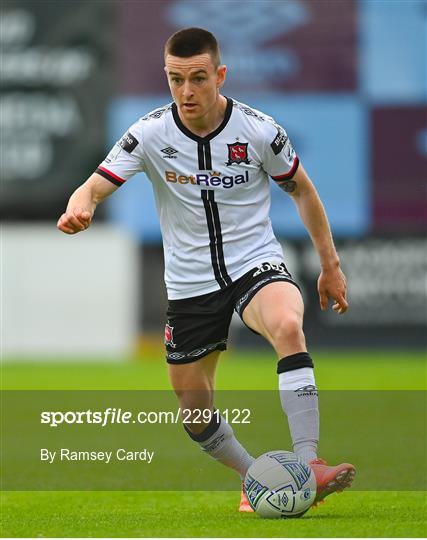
left=174, top=388, right=212, bottom=409
left=270, top=314, right=305, bottom=347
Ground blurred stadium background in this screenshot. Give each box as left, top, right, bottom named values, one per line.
left=1, top=0, right=426, bottom=362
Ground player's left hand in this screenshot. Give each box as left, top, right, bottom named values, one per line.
left=317, top=265, right=348, bottom=314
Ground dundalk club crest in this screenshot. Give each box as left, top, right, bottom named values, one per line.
left=226, top=142, right=251, bottom=165
left=164, top=323, right=176, bottom=348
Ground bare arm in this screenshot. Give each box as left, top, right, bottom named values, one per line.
left=57, top=173, right=118, bottom=234
left=277, top=164, right=348, bottom=314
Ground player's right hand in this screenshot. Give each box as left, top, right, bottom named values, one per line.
left=57, top=207, right=92, bottom=234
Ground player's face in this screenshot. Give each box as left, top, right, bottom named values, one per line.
left=165, top=53, right=226, bottom=125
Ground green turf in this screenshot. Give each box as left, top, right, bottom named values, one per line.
left=1, top=350, right=426, bottom=537
left=2, top=350, right=426, bottom=390
left=1, top=491, right=426, bottom=537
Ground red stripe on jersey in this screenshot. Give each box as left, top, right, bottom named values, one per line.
left=271, top=157, right=300, bottom=181
left=97, top=165, right=126, bottom=184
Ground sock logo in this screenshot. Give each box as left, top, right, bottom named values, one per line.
left=202, top=434, right=225, bottom=453
left=295, top=385, right=318, bottom=397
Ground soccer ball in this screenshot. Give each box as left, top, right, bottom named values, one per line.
left=244, top=450, right=316, bottom=518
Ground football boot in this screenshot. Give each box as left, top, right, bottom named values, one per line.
left=239, top=486, right=254, bottom=512
left=309, top=457, right=356, bottom=506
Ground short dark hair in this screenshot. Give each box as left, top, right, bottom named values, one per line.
left=164, top=27, right=221, bottom=67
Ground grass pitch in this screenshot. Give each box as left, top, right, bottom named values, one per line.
left=1, top=350, right=426, bottom=537
left=2, top=491, right=426, bottom=538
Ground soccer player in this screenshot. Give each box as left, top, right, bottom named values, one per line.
left=57, top=28, right=355, bottom=511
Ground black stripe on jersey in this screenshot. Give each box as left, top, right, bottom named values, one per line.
left=209, top=190, right=230, bottom=285
left=204, top=143, right=212, bottom=170
left=197, top=142, right=205, bottom=170
left=197, top=142, right=213, bottom=170
left=201, top=190, right=232, bottom=289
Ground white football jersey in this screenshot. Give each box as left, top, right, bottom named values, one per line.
left=97, top=98, right=299, bottom=299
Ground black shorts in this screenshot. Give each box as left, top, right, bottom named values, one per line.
left=165, top=262, right=300, bottom=364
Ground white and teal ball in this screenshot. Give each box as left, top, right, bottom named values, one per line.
left=244, top=450, right=316, bottom=518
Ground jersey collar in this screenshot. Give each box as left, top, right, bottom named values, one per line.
left=171, top=96, right=233, bottom=143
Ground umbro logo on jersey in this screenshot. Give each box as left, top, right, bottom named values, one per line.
left=161, top=147, right=178, bottom=158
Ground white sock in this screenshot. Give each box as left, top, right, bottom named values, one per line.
left=279, top=367, right=319, bottom=464
left=185, top=413, right=254, bottom=480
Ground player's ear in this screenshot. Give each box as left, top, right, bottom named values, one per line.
left=164, top=66, right=172, bottom=87
left=217, top=65, right=227, bottom=88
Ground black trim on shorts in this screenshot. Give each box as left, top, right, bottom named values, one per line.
left=234, top=274, right=300, bottom=319
left=201, top=190, right=232, bottom=289
left=166, top=339, right=227, bottom=364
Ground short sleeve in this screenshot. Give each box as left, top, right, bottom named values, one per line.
left=95, top=123, right=146, bottom=187
left=261, top=120, right=299, bottom=182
